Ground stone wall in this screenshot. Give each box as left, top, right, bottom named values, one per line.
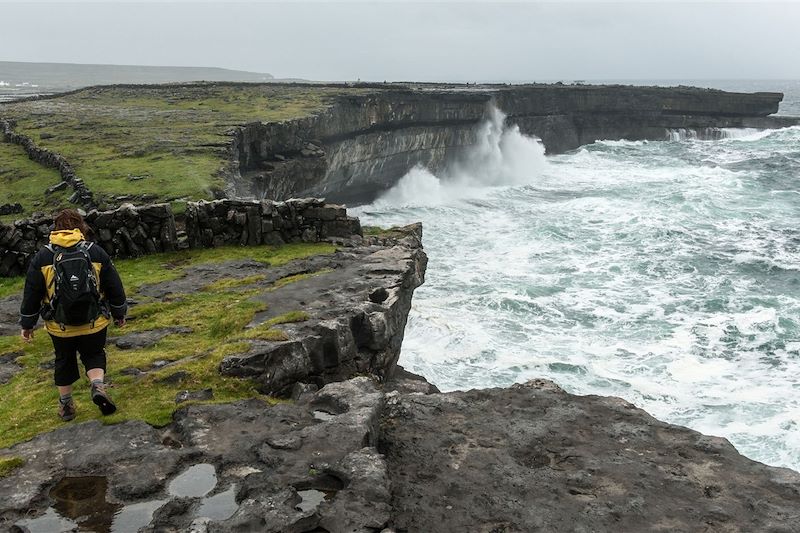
left=185, top=198, right=361, bottom=249
left=0, top=119, right=95, bottom=209
left=0, top=199, right=361, bottom=277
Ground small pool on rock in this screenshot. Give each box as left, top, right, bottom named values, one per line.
left=196, top=485, right=238, bottom=521
left=168, top=463, right=217, bottom=498
left=313, top=410, right=336, bottom=421
left=295, top=489, right=336, bottom=513
left=14, top=476, right=166, bottom=533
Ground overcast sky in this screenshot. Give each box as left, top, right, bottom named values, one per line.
left=2, top=1, right=799, bottom=81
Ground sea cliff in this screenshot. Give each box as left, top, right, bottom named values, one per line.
left=231, top=83, right=793, bottom=204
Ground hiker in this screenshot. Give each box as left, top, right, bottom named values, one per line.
left=19, top=209, right=127, bottom=421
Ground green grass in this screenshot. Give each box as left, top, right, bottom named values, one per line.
left=0, top=241, right=335, bottom=449
left=1, top=84, right=372, bottom=212
left=272, top=269, right=333, bottom=290
left=0, top=456, right=24, bottom=477
left=0, top=277, right=24, bottom=299
left=0, top=141, right=71, bottom=221
left=240, top=310, right=310, bottom=341
left=115, top=241, right=335, bottom=292
left=362, top=225, right=411, bottom=239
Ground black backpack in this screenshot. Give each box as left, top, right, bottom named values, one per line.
left=44, top=242, right=104, bottom=327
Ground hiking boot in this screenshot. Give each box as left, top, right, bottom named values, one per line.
left=91, top=382, right=117, bottom=415
left=59, top=398, right=76, bottom=422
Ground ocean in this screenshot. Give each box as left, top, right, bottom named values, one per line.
left=357, top=80, right=800, bottom=472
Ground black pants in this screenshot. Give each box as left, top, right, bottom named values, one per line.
left=50, top=328, right=108, bottom=386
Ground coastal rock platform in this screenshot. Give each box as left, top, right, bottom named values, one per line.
left=2, top=376, right=798, bottom=532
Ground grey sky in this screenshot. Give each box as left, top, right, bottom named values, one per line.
left=2, top=2, right=799, bottom=81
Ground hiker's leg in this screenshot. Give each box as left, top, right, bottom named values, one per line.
left=79, top=328, right=116, bottom=415
left=51, top=334, right=79, bottom=420
left=51, top=334, right=80, bottom=389
left=77, top=328, right=108, bottom=382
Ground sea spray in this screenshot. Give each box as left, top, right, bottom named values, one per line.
left=374, top=105, right=546, bottom=207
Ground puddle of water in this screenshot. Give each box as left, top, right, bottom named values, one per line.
left=295, top=489, right=335, bottom=513
left=111, top=499, right=168, bottom=532
left=50, top=476, right=122, bottom=532
left=313, top=410, right=335, bottom=421
left=168, top=463, right=217, bottom=498
left=196, top=485, right=238, bottom=521
left=14, top=508, right=77, bottom=533
left=14, top=476, right=167, bottom=533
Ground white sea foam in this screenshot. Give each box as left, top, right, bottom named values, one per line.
left=360, top=109, right=800, bottom=472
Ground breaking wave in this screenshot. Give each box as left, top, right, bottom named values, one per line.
left=374, top=106, right=546, bottom=207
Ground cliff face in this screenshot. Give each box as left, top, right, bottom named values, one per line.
left=230, top=84, right=790, bottom=204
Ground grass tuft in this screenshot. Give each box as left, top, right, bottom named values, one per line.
left=0, top=456, right=25, bottom=477
left=239, top=310, right=310, bottom=342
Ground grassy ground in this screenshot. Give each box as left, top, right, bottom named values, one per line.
left=0, top=241, right=335, bottom=449
left=0, top=141, right=70, bottom=224
left=0, top=84, right=368, bottom=218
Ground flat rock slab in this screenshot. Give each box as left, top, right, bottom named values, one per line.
left=0, top=351, right=23, bottom=385
left=0, top=295, right=22, bottom=336
left=112, top=326, right=193, bottom=350
left=0, top=378, right=391, bottom=533
left=379, top=379, right=800, bottom=532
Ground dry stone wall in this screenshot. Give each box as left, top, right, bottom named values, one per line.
left=0, top=119, right=95, bottom=209
left=0, top=199, right=361, bottom=277
left=185, top=198, right=361, bottom=249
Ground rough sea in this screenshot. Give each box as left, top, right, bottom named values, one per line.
left=357, top=80, right=800, bottom=472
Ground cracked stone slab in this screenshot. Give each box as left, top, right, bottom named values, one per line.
left=112, top=326, right=193, bottom=350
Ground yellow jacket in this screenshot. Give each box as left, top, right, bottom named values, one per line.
left=20, top=229, right=127, bottom=338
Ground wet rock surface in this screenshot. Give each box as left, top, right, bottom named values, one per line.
left=3, top=377, right=799, bottom=532
left=0, top=377, right=391, bottom=533
left=112, top=326, right=193, bottom=350
left=379, top=380, right=800, bottom=532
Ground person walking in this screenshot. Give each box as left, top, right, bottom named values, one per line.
left=19, top=209, right=127, bottom=421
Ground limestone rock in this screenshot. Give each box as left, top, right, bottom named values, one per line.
left=379, top=380, right=800, bottom=532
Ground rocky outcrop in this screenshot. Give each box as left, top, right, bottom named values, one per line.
left=1, top=218, right=799, bottom=531
left=3, top=377, right=798, bottom=532
left=230, top=83, right=795, bottom=204
left=140, top=222, right=425, bottom=396
left=380, top=380, right=800, bottom=532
